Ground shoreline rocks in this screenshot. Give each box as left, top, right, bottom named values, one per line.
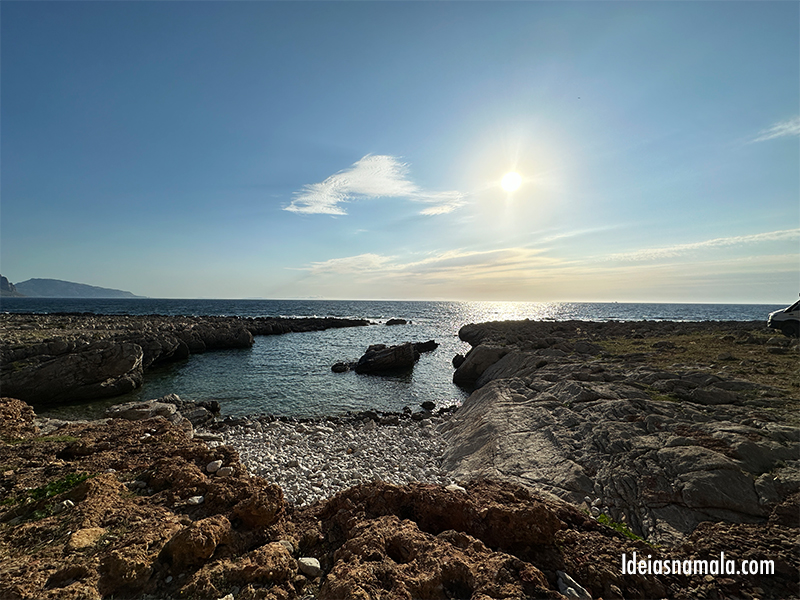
left=443, top=319, right=799, bottom=545
left=0, top=313, right=370, bottom=406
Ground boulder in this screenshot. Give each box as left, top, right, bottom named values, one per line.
left=164, top=515, right=233, bottom=569
left=452, top=345, right=508, bottom=386
left=104, top=399, right=193, bottom=437
left=354, top=342, right=419, bottom=374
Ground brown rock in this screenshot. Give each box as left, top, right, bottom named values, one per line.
left=164, top=514, right=233, bottom=569
left=320, top=515, right=551, bottom=600
left=0, top=397, right=38, bottom=439
left=67, top=527, right=106, bottom=551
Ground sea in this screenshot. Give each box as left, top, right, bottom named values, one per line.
left=0, top=298, right=786, bottom=421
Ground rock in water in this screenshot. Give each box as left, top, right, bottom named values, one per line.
left=413, top=339, right=439, bottom=353
left=354, top=342, right=419, bottom=374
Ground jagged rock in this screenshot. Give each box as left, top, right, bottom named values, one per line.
left=0, top=397, right=38, bottom=438
left=0, top=313, right=370, bottom=405
left=452, top=345, right=508, bottom=386
left=164, top=514, right=233, bottom=569
left=386, top=318, right=407, bottom=326
left=1, top=341, right=144, bottom=405
left=354, top=342, right=419, bottom=374
left=413, top=339, right=439, bottom=353
left=320, top=515, right=550, bottom=600
left=105, top=399, right=193, bottom=437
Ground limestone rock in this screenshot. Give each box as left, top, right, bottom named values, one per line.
left=452, top=345, right=508, bottom=386
left=1, top=341, right=144, bottom=405
left=320, top=515, right=550, bottom=600
left=164, top=514, right=233, bottom=569
left=298, top=556, right=322, bottom=578
left=354, top=342, right=419, bottom=374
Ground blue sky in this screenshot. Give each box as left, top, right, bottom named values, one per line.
left=2, top=1, right=798, bottom=302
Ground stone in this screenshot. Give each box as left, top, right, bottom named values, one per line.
left=216, top=466, right=234, bottom=477
left=67, top=527, right=106, bottom=551
left=206, top=460, right=223, bottom=473
left=1, top=341, right=144, bottom=405
left=354, top=342, right=419, bottom=374
left=558, top=570, right=593, bottom=600
left=298, top=557, right=322, bottom=578
left=452, top=345, right=508, bottom=386
left=385, top=318, right=407, bottom=326
left=105, top=399, right=193, bottom=437
left=164, top=515, right=233, bottom=569
left=413, top=340, right=439, bottom=353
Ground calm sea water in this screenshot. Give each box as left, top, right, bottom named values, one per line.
left=1, top=298, right=784, bottom=420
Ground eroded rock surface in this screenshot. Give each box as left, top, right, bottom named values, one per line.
left=444, top=320, right=799, bottom=546
left=0, top=313, right=370, bottom=405
left=0, top=397, right=797, bottom=600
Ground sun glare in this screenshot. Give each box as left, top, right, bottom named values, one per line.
left=501, top=171, right=521, bottom=192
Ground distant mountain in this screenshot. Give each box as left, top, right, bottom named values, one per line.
left=0, top=275, right=24, bottom=297
left=12, top=278, right=143, bottom=298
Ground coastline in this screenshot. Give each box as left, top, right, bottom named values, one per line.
left=0, top=315, right=797, bottom=599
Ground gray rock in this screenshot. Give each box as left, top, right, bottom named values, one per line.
left=206, top=460, right=223, bottom=473
left=298, top=557, right=322, bottom=578
left=2, top=341, right=144, bottom=405
left=557, top=570, right=592, bottom=600
left=452, top=345, right=508, bottom=386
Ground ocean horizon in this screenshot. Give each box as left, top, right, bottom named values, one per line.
left=2, top=298, right=786, bottom=422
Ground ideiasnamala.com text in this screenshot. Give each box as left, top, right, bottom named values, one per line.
left=622, top=551, right=775, bottom=576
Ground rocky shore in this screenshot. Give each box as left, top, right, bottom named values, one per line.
left=0, top=313, right=370, bottom=406
left=446, top=320, right=798, bottom=543
left=0, top=317, right=797, bottom=599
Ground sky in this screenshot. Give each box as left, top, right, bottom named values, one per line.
left=1, top=1, right=798, bottom=303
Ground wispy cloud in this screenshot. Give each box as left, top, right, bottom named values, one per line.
left=751, top=116, right=800, bottom=143
left=302, top=247, right=559, bottom=279
left=606, top=229, right=800, bottom=262
left=285, top=155, right=465, bottom=216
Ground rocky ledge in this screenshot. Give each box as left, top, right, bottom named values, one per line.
left=444, top=319, right=799, bottom=550
left=0, top=314, right=369, bottom=406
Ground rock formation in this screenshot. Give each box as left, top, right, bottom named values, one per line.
left=0, top=275, right=23, bottom=297
left=443, top=319, right=800, bottom=545
left=0, top=314, right=370, bottom=406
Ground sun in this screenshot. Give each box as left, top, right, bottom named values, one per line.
left=501, top=171, right=522, bottom=192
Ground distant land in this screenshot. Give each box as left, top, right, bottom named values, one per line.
left=0, top=276, right=142, bottom=298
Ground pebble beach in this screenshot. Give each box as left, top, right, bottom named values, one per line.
left=205, top=413, right=456, bottom=506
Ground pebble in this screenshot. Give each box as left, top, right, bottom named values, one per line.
left=298, top=557, right=322, bottom=578
left=203, top=413, right=455, bottom=506
left=206, top=460, right=223, bottom=473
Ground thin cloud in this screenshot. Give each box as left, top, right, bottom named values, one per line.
left=285, top=155, right=464, bottom=216
left=751, top=117, right=800, bottom=143
left=302, top=247, right=558, bottom=278
left=606, top=229, right=800, bottom=262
